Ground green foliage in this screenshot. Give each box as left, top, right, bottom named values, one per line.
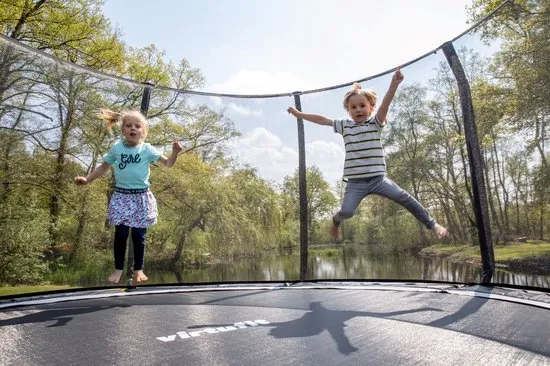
left=377, top=214, right=424, bottom=252
left=2, top=0, right=550, bottom=288
left=0, top=193, right=50, bottom=285
left=1, top=0, right=125, bottom=69
left=282, top=166, right=338, bottom=240
left=48, top=261, right=110, bottom=286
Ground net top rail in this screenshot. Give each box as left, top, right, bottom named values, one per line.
left=0, top=0, right=509, bottom=99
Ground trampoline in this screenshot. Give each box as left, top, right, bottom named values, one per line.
left=1, top=282, right=550, bottom=365
left=2, top=1, right=550, bottom=364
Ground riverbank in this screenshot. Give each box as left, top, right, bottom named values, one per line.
left=420, top=240, right=550, bottom=275
left=0, top=285, right=73, bottom=297
left=2, top=242, right=549, bottom=297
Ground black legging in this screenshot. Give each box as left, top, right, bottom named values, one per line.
left=113, top=225, right=147, bottom=270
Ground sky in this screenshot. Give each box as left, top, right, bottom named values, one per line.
left=101, top=0, right=479, bottom=187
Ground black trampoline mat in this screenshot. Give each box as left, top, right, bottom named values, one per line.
left=1, top=283, right=549, bottom=365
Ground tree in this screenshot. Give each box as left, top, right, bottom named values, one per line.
left=469, top=0, right=550, bottom=239
left=0, top=0, right=125, bottom=248
left=385, top=83, right=432, bottom=244
left=282, top=166, right=337, bottom=242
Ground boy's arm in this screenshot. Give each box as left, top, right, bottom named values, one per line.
left=287, top=107, right=334, bottom=126
left=376, top=68, right=404, bottom=124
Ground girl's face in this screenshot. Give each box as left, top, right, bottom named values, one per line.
left=346, top=94, right=374, bottom=123
left=121, top=116, right=146, bottom=146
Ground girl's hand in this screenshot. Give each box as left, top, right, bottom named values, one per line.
left=392, top=67, right=404, bottom=85
left=287, top=107, right=301, bottom=118
left=172, top=141, right=183, bottom=153
left=74, top=176, right=88, bottom=185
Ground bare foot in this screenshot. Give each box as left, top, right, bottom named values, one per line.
left=432, top=223, right=449, bottom=239
left=329, top=223, right=340, bottom=240
left=107, top=270, right=123, bottom=284
left=134, top=270, right=148, bottom=283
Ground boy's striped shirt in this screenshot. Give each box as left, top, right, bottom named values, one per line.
left=333, top=117, right=386, bottom=179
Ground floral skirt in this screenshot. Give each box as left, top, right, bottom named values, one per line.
left=107, top=188, right=158, bottom=228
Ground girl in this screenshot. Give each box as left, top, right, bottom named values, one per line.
left=287, top=68, right=448, bottom=240
left=74, top=109, right=182, bottom=284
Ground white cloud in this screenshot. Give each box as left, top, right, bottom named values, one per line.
left=227, top=102, right=262, bottom=117
left=208, top=96, right=262, bottom=118
left=306, top=140, right=345, bottom=185
left=209, top=69, right=311, bottom=95
left=229, top=127, right=297, bottom=183
left=238, top=127, right=281, bottom=148
left=209, top=96, right=223, bottom=106
left=229, top=127, right=344, bottom=186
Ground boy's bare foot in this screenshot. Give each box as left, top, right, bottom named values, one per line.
left=134, top=270, right=148, bottom=283
left=432, top=223, right=448, bottom=239
left=329, top=223, right=340, bottom=240
left=107, top=270, right=123, bottom=284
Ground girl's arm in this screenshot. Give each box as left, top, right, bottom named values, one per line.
left=287, top=107, right=334, bottom=126
left=74, top=162, right=111, bottom=185
left=158, top=141, right=183, bottom=168
left=376, top=68, right=404, bottom=124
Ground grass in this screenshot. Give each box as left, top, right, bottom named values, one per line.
left=421, top=240, right=550, bottom=266
left=0, top=284, right=74, bottom=297
left=309, top=247, right=341, bottom=257
left=0, top=257, right=110, bottom=297
left=492, top=242, right=550, bottom=261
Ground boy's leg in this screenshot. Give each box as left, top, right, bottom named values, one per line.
left=109, top=225, right=130, bottom=283
left=331, top=180, right=369, bottom=238
left=131, top=227, right=148, bottom=282
left=373, top=176, right=436, bottom=228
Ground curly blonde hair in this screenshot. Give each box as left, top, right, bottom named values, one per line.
left=342, top=83, right=377, bottom=111
left=99, top=108, right=149, bottom=139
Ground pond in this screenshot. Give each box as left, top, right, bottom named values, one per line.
left=141, top=245, right=550, bottom=289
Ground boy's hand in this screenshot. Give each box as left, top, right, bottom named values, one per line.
left=287, top=107, right=301, bottom=118
left=392, top=67, right=404, bottom=85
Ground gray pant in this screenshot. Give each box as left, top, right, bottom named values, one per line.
left=333, top=175, right=436, bottom=229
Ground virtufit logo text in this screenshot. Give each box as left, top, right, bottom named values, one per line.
left=156, top=320, right=270, bottom=342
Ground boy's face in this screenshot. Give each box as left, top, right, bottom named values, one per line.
left=346, top=94, right=374, bottom=123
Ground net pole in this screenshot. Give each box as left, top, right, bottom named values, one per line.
left=442, top=42, right=495, bottom=284
left=293, top=93, right=309, bottom=281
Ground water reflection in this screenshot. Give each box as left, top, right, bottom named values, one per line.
left=146, top=245, right=549, bottom=289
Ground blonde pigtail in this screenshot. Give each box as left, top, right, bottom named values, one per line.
left=99, top=108, right=123, bottom=131
left=98, top=108, right=150, bottom=141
